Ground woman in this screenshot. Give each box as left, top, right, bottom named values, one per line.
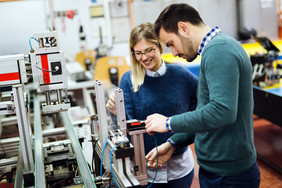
left=106, top=22, right=198, bottom=188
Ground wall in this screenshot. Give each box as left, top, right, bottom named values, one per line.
left=0, top=0, right=279, bottom=58
left=197, top=0, right=237, bottom=39
left=0, top=0, right=131, bottom=58
left=133, top=0, right=237, bottom=38
left=0, top=0, right=47, bottom=55
left=238, top=0, right=278, bottom=40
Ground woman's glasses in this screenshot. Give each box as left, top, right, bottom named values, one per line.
left=133, top=46, right=157, bottom=59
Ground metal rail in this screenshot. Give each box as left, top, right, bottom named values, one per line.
left=61, top=111, right=96, bottom=188
left=34, top=94, right=45, bottom=188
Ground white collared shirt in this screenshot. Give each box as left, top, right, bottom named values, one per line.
left=146, top=60, right=166, bottom=77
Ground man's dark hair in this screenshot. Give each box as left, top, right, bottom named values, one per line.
left=154, top=3, right=204, bottom=37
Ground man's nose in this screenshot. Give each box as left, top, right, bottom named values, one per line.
left=171, top=48, right=178, bottom=57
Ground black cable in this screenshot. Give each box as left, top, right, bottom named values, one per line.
left=109, top=174, right=112, bottom=188
left=92, top=138, right=99, bottom=175
left=92, top=138, right=99, bottom=174
left=50, top=167, right=77, bottom=188
left=50, top=175, right=72, bottom=188
left=0, top=174, right=6, bottom=182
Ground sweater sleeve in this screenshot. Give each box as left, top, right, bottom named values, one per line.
left=170, top=132, right=195, bottom=152
left=119, top=72, right=135, bottom=120
left=187, top=71, right=198, bottom=111
left=171, top=43, right=241, bottom=133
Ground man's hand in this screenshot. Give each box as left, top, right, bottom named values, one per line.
left=106, top=93, right=116, bottom=115
left=145, top=113, right=168, bottom=135
left=146, top=142, right=175, bottom=169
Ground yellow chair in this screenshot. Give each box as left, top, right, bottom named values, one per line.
left=75, top=50, right=97, bottom=71
left=94, top=56, right=130, bottom=87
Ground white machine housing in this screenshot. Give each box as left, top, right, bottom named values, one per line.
left=30, top=32, right=68, bottom=91
left=29, top=31, right=70, bottom=113
left=0, top=54, right=27, bottom=87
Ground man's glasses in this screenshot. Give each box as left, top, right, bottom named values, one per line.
left=133, top=46, right=157, bottom=59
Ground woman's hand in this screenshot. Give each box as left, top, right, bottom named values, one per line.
left=145, top=141, right=175, bottom=169
left=106, top=93, right=116, bottom=115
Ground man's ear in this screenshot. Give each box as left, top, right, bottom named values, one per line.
left=177, top=22, right=190, bottom=35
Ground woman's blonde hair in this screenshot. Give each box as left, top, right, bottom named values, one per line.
left=129, top=22, right=163, bottom=92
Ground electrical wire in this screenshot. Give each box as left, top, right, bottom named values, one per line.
left=50, top=175, right=72, bottom=188
left=106, top=182, right=114, bottom=188
left=146, top=135, right=158, bottom=188
left=109, top=146, right=118, bottom=188
left=100, top=140, right=108, bottom=176
left=108, top=135, right=159, bottom=188
left=29, top=37, right=38, bottom=51
left=0, top=173, right=7, bottom=182
left=92, top=138, right=99, bottom=174
left=100, top=135, right=158, bottom=188
left=35, top=64, right=59, bottom=72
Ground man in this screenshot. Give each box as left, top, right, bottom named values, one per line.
left=145, top=3, right=261, bottom=188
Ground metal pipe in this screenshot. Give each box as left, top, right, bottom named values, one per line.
left=45, top=91, right=51, bottom=105
left=56, top=89, right=62, bottom=104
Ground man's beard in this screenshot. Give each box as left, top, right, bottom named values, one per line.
left=180, top=35, right=198, bottom=62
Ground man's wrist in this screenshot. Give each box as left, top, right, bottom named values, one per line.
left=167, top=138, right=176, bottom=150
left=166, top=117, right=173, bottom=132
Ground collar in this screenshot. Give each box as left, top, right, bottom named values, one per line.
left=146, top=60, right=166, bottom=77
left=198, top=26, right=221, bottom=55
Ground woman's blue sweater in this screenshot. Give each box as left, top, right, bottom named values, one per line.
left=119, top=63, right=198, bottom=154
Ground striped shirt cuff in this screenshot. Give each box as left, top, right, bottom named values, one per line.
left=166, top=117, right=173, bottom=132
left=167, top=138, right=176, bottom=149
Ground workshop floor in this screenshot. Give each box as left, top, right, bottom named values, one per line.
left=190, top=115, right=282, bottom=188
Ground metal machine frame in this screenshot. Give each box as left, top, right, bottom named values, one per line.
left=0, top=30, right=95, bottom=187
left=0, top=30, right=149, bottom=188
left=90, top=80, right=148, bottom=188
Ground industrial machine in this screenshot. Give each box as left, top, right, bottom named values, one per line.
left=249, top=37, right=282, bottom=127
left=0, top=30, right=150, bottom=188
left=0, top=30, right=93, bottom=187
left=88, top=81, right=148, bottom=188
left=251, top=36, right=281, bottom=87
